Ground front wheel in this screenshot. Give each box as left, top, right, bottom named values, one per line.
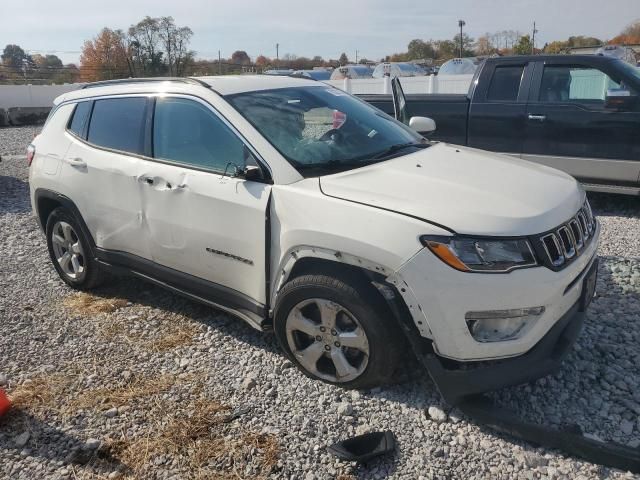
left=274, top=274, right=402, bottom=389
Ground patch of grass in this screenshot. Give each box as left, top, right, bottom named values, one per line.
left=68, top=375, right=175, bottom=411
left=63, top=292, right=128, bottom=315
left=63, top=292, right=200, bottom=352
left=104, top=398, right=280, bottom=479
left=9, top=375, right=70, bottom=411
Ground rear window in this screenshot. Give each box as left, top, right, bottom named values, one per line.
left=87, top=97, right=147, bottom=155
left=487, top=65, right=525, bottom=101
left=68, top=101, right=92, bottom=137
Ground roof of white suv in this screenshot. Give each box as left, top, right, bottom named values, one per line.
left=56, top=75, right=321, bottom=105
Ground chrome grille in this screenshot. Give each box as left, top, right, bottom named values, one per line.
left=538, top=200, right=596, bottom=269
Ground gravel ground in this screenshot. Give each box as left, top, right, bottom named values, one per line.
left=1, top=125, right=639, bottom=479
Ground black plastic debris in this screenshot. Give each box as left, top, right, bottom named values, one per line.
left=458, top=395, right=640, bottom=474
left=327, top=431, right=396, bottom=463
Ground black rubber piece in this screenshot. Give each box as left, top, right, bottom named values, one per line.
left=327, top=431, right=396, bottom=463
left=458, top=395, right=640, bottom=474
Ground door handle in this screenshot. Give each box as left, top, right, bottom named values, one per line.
left=138, top=175, right=155, bottom=185
left=528, top=114, right=546, bottom=122
left=65, top=157, right=86, bottom=167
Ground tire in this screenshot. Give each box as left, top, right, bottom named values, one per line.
left=45, top=207, right=105, bottom=290
left=274, top=273, right=402, bottom=389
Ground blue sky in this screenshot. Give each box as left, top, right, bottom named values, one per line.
left=2, top=0, right=638, bottom=64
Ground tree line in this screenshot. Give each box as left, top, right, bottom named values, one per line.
left=2, top=18, right=639, bottom=84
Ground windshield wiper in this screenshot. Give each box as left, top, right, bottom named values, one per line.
left=296, top=159, right=376, bottom=172
left=371, top=142, right=429, bottom=160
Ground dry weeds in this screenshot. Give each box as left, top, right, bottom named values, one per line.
left=8, top=375, right=71, bottom=411
left=62, top=292, right=199, bottom=352
left=68, top=375, right=175, bottom=411
left=63, top=292, right=129, bottom=315
left=103, top=397, right=280, bottom=479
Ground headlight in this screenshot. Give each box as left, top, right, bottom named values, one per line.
left=421, top=235, right=537, bottom=273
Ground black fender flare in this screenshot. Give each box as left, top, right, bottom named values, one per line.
left=34, top=188, right=97, bottom=252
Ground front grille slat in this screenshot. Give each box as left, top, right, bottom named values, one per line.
left=537, top=199, right=596, bottom=270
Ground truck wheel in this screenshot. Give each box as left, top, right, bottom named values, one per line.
left=274, top=273, right=401, bottom=389
left=46, top=207, right=105, bottom=290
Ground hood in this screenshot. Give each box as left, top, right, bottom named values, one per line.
left=319, top=143, right=583, bottom=236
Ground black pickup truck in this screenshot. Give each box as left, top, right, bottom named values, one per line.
left=361, top=55, right=640, bottom=195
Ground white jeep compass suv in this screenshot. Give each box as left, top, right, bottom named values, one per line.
left=29, top=76, right=599, bottom=403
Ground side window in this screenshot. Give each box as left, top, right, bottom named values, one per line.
left=87, top=97, right=147, bottom=155
left=539, top=65, right=621, bottom=103
left=487, top=65, right=525, bottom=102
left=68, top=101, right=92, bottom=137
left=153, top=97, right=245, bottom=172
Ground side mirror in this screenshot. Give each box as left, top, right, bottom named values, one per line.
left=241, top=165, right=265, bottom=182
left=409, top=116, right=436, bottom=134
left=605, top=89, right=637, bottom=111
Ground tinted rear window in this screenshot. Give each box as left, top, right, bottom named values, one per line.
left=487, top=65, right=524, bottom=101
left=87, top=98, right=147, bottom=155
left=68, top=101, right=92, bottom=137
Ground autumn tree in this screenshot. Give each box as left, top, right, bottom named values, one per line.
left=475, top=35, right=498, bottom=56
left=513, top=34, right=534, bottom=55
left=2, top=44, right=29, bottom=68
left=231, top=50, right=251, bottom=65
left=609, top=19, right=640, bottom=45
left=157, top=17, right=193, bottom=76
left=255, top=55, right=270, bottom=67
left=407, top=39, right=435, bottom=60
left=453, top=33, right=475, bottom=57
left=80, top=28, right=129, bottom=81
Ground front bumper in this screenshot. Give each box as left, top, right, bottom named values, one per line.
left=422, top=295, right=585, bottom=404
left=391, top=220, right=600, bottom=361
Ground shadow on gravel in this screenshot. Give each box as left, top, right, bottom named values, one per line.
left=588, top=192, right=640, bottom=219
left=0, top=408, right=125, bottom=475
left=0, top=175, right=31, bottom=214
left=83, top=275, right=276, bottom=351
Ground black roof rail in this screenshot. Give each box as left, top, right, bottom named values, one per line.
left=81, top=77, right=211, bottom=89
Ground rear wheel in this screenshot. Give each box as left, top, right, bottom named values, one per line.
left=274, top=273, right=402, bottom=389
left=46, top=207, right=105, bottom=290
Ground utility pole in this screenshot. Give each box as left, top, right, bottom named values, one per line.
left=276, top=43, right=279, bottom=63
left=218, top=50, right=221, bottom=75
left=22, top=58, right=28, bottom=84
left=355, top=49, right=359, bottom=64
left=532, top=21, right=538, bottom=54
left=458, top=20, right=466, bottom=58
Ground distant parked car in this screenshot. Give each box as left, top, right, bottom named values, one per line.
left=438, top=58, right=479, bottom=75
left=292, top=70, right=332, bottom=81
left=596, top=45, right=637, bottom=65
left=330, top=65, right=373, bottom=80
left=372, top=62, right=428, bottom=78
left=264, top=69, right=295, bottom=76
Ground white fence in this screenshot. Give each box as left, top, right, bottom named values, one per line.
left=0, top=84, right=82, bottom=110
left=325, top=74, right=474, bottom=95
left=0, top=74, right=473, bottom=111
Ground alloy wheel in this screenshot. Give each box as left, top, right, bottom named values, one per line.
left=51, top=221, right=86, bottom=281
left=285, top=298, right=370, bottom=383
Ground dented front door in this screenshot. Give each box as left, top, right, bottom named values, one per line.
left=136, top=160, right=271, bottom=304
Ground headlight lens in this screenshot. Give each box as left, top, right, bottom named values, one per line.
left=421, top=236, right=537, bottom=272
